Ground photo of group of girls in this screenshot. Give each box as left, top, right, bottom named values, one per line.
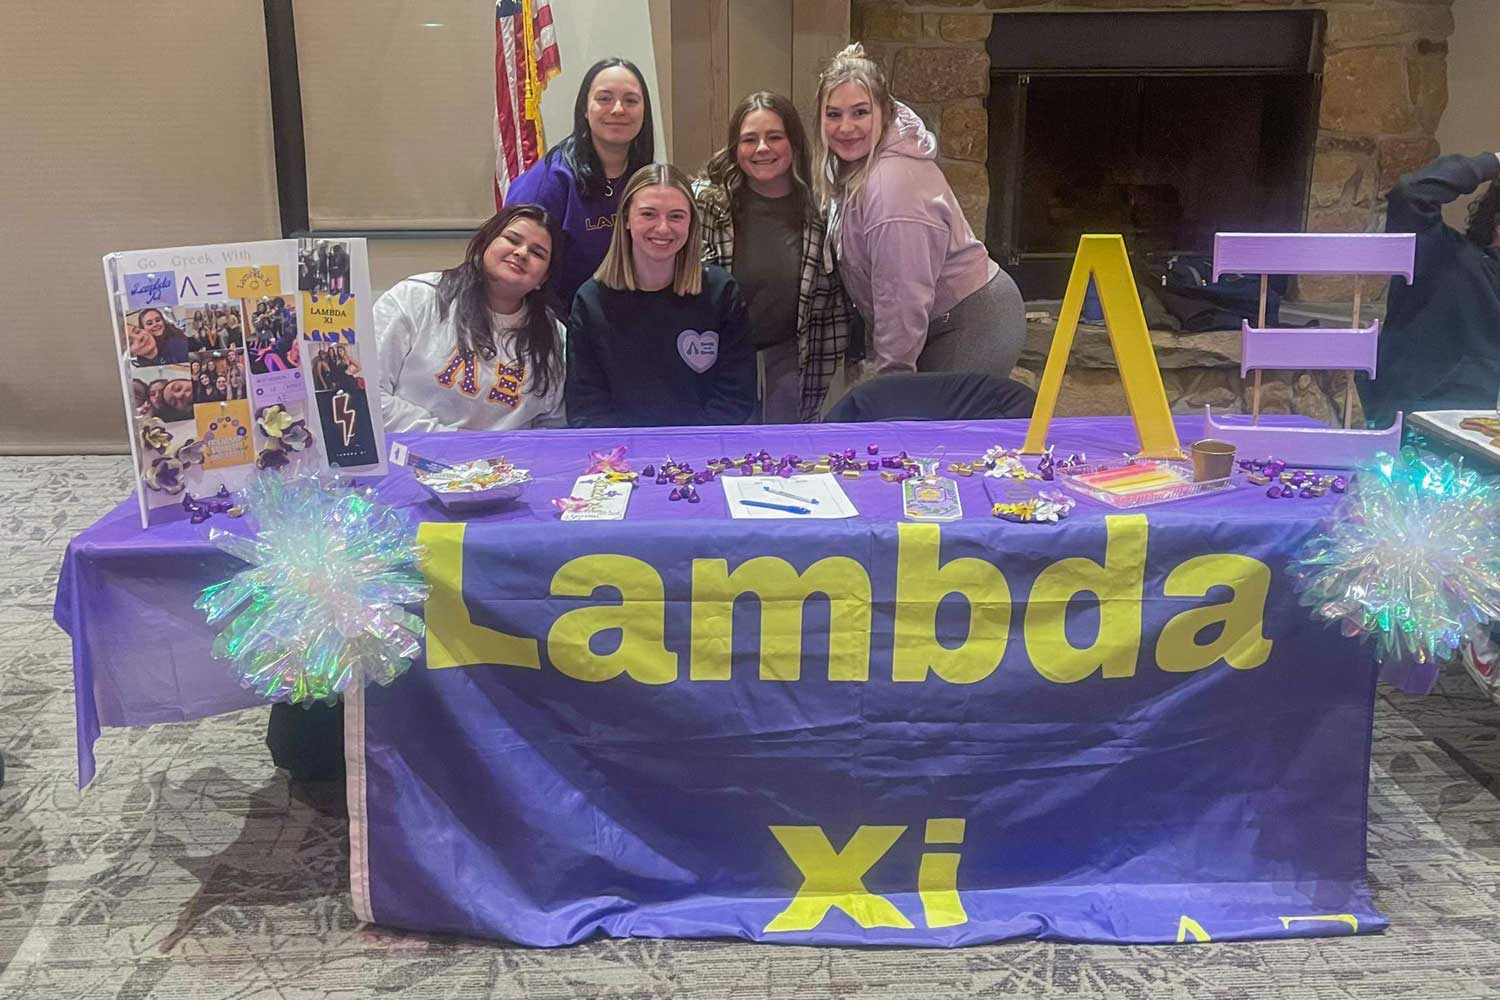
left=298, top=241, right=351, bottom=296
left=190, top=350, right=248, bottom=404
left=185, top=302, right=244, bottom=352
left=247, top=295, right=300, bottom=374
left=310, top=344, right=363, bottom=393
left=130, top=364, right=196, bottom=424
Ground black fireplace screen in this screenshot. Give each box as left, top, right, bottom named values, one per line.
left=985, top=12, right=1323, bottom=299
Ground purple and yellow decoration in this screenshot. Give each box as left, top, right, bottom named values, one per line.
left=194, top=474, right=428, bottom=703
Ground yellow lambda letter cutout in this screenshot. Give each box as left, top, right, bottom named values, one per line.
left=1022, top=235, right=1184, bottom=459
left=764, top=825, right=913, bottom=932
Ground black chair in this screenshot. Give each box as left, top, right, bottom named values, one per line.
left=825, top=372, right=1037, bottom=423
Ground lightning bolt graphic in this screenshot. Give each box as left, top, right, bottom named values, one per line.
left=331, top=391, right=356, bottom=446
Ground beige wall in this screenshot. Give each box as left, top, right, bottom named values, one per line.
left=1436, top=0, right=1500, bottom=229
left=668, top=0, right=849, bottom=174
left=0, top=1, right=281, bottom=453
left=0, top=0, right=670, bottom=453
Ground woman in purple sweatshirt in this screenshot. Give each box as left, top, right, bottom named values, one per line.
left=813, top=44, right=1024, bottom=383
left=505, top=57, right=656, bottom=309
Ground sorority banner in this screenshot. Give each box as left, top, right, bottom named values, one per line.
left=349, top=511, right=1385, bottom=947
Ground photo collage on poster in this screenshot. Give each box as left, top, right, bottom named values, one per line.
left=243, top=291, right=319, bottom=474
left=110, top=238, right=385, bottom=525
left=299, top=239, right=379, bottom=468
left=124, top=294, right=254, bottom=500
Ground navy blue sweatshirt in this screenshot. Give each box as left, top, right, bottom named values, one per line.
left=1365, top=153, right=1500, bottom=423
left=565, top=264, right=756, bottom=427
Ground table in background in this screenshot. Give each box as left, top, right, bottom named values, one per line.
left=1408, top=409, right=1500, bottom=472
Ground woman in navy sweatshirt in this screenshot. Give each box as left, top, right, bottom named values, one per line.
left=565, top=163, right=756, bottom=427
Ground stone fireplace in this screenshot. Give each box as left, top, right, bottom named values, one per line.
left=853, top=0, right=1454, bottom=420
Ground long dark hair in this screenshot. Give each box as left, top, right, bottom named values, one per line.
left=551, top=58, right=655, bottom=198
left=700, top=91, right=813, bottom=222
left=139, top=307, right=186, bottom=341
left=435, top=204, right=564, bottom=397
left=1466, top=181, right=1500, bottom=249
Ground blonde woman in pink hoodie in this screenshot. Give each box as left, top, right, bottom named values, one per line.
left=813, top=44, right=1024, bottom=382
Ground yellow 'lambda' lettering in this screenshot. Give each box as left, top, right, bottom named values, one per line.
left=417, top=522, right=540, bottom=671
left=893, top=524, right=1011, bottom=684
left=547, top=554, right=677, bottom=683
left=690, top=556, right=871, bottom=681
left=1156, top=554, right=1274, bottom=672
left=1025, top=515, right=1147, bottom=683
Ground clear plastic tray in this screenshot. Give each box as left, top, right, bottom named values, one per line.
left=1056, top=460, right=1236, bottom=509
left=412, top=459, right=531, bottom=512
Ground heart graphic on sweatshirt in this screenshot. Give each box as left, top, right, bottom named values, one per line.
left=676, top=329, right=719, bottom=373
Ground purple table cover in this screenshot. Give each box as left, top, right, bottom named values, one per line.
left=58, top=417, right=1387, bottom=946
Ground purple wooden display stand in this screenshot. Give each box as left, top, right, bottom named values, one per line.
left=1203, top=407, right=1404, bottom=467
left=1238, top=320, right=1381, bottom=378
left=1203, top=232, right=1416, bottom=468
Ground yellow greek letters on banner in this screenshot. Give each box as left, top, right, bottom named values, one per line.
left=763, top=826, right=913, bottom=932
left=1025, top=515, right=1147, bottom=683
left=893, top=524, right=1010, bottom=684
left=1022, top=235, right=1183, bottom=460
left=418, top=523, right=540, bottom=671
left=918, top=819, right=967, bottom=928
left=548, top=554, right=678, bottom=683
left=690, top=556, right=871, bottom=681
left=1176, top=915, right=1212, bottom=942
left=416, top=523, right=1273, bottom=685
left=1157, top=554, right=1275, bottom=672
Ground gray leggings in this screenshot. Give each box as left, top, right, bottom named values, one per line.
left=916, top=269, right=1026, bottom=381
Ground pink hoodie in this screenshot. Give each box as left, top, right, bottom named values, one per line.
left=836, top=102, right=999, bottom=373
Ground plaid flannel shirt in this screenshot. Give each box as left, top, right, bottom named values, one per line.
left=694, top=180, right=854, bottom=421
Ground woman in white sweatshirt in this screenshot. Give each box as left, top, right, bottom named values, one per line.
left=374, top=204, right=567, bottom=432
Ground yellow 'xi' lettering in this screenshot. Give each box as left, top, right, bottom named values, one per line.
left=764, top=825, right=913, bottom=932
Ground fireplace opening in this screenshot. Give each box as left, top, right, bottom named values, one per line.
left=986, top=11, right=1324, bottom=300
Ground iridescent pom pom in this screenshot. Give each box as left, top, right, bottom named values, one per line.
left=194, top=474, right=429, bottom=703
left=1290, top=447, right=1500, bottom=671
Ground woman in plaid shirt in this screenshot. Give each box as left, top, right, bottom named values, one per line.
left=693, top=92, right=855, bottom=423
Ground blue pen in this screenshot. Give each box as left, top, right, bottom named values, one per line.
left=740, top=499, right=811, bottom=515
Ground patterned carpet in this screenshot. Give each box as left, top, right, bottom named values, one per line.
left=4, top=456, right=1500, bottom=999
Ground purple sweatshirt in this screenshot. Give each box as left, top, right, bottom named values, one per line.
left=505, top=151, right=623, bottom=309
left=836, top=102, right=999, bottom=373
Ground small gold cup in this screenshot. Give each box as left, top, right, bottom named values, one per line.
left=1191, top=439, right=1236, bottom=482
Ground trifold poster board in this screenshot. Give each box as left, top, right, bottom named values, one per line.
left=103, top=238, right=388, bottom=527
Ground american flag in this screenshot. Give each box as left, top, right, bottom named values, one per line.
left=495, top=0, right=561, bottom=209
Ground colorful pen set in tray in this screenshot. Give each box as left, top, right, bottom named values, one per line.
left=1057, top=459, right=1236, bottom=509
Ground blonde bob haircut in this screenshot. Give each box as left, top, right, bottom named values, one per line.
left=594, top=163, right=705, bottom=297
left=811, top=43, right=897, bottom=211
